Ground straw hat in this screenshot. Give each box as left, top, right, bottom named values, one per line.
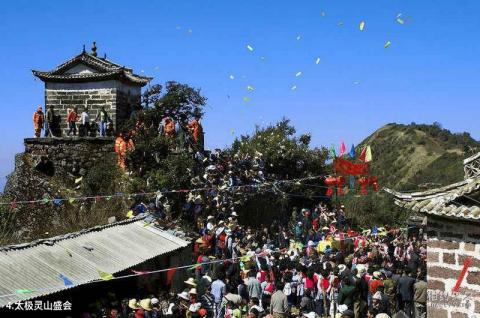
left=139, top=299, right=152, bottom=311
left=128, top=299, right=140, bottom=309
left=189, top=288, right=197, bottom=295
left=373, top=271, right=382, bottom=279
left=184, top=277, right=197, bottom=286
left=151, top=298, right=159, bottom=306
left=203, top=275, right=212, bottom=284
left=373, top=291, right=382, bottom=301
left=207, top=215, right=214, bottom=220
left=231, top=211, right=238, bottom=217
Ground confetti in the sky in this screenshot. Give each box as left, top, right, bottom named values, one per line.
left=246, top=45, right=254, bottom=52
left=320, top=11, right=326, bottom=17
left=396, top=13, right=403, bottom=18
left=396, top=18, right=405, bottom=25
left=247, top=85, right=254, bottom=91
left=337, top=21, right=344, bottom=27
left=154, top=66, right=160, bottom=70
left=315, top=57, right=321, bottom=65
left=176, top=26, right=181, bottom=30
left=296, top=35, right=302, bottom=41
left=291, top=85, right=297, bottom=91
left=384, top=41, right=392, bottom=48
left=295, top=71, right=302, bottom=77
left=231, top=129, right=235, bottom=135
left=229, top=75, right=235, bottom=80
left=187, top=29, right=193, bottom=33
left=359, top=21, right=365, bottom=31
left=243, top=96, right=251, bottom=102
left=353, top=81, right=360, bottom=85
left=260, top=56, right=266, bottom=61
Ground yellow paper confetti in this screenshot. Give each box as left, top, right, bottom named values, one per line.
left=396, top=18, right=404, bottom=25
left=384, top=41, right=391, bottom=48
left=247, top=85, right=254, bottom=91
left=359, top=21, right=365, bottom=31
left=315, top=57, right=321, bottom=65
left=295, top=71, right=302, bottom=77
left=97, top=269, right=114, bottom=281
left=243, top=96, right=251, bottom=102
left=246, top=45, right=254, bottom=52
left=68, top=198, right=75, bottom=204
left=75, top=177, right=83, bottom=184
left=291, top=85, right=297, bottom=91
left=126, top=210, right=134, bottom=218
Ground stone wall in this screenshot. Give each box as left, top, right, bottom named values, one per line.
left=24, top=137, right=115, bottom=178
left=44, top=80, right=141, bottom=136
left=426, top=215, right=480, bottom=317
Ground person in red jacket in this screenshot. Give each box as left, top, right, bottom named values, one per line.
left=66, top=107, right=79, bottom=136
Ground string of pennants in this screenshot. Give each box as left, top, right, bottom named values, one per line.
left=0, top=175, right=326, bottom=209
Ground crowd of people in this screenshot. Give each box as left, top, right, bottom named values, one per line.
left=85, top=197, right=426, bottom=318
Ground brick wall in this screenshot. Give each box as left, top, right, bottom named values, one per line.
left=45, top=89, right=116, bottom=135
left=426, top=215, right=480, bottom=317
left=43, top=80, right=141, bottom=136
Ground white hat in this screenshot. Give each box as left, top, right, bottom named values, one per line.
left=308, top=240, right=315, bottom=247
left=303, top=312, right=317, bottom=318
left=177, top=291, right=189, bottom=300
left=184, top=277, right=197, bottom=286
left=337, top=304, right=348, bottom=314
left=189, top=288, right=197, bottom=295
left=231, top=211, right=238, bottom=217
left=151, top=298, right=159, bottom=305
left=207, top=215, right=214, bottom=220
left=338, top=264, right=347, bottom=273
left=373, top=291, right=382, bottom=300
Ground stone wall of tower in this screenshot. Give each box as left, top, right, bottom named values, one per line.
left=44, top=81, right=141, bottom=136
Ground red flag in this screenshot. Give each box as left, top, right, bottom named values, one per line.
left=452, top=257, right=473, bottom=293
left=166, top=268, right=177, bottom=286
left=339, top=141, right=347, bottom=156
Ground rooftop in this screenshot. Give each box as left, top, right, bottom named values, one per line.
left=32, top=46, right=152, bottom=86
left=385, top=152, right=480, bottom=222
left=0, top=215, right=189, bottom=307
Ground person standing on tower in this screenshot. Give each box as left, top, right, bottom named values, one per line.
left=33, top=106, right=44, bottom=138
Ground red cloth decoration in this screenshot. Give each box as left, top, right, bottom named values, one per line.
left=333, top=158, right=369, bottom=175
left=369, top=176, right=379, bottom=192
left=358, top=177, right=369, bottom=195
left=324, top=176, right=336, bottom=197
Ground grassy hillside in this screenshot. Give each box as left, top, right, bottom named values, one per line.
left=343, top=122, right=480, bottom=227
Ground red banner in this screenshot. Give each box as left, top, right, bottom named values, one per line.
left=333, top=158, right=369, bottom=175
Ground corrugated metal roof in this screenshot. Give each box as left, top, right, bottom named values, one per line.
left=0, top=216, right=189, bottom=307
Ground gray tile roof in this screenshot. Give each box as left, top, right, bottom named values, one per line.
left=384, top=177, right=480, bottom=222
left=0, top=216, right=189, bottom=307
left=32, top=51, right=152, bottom=86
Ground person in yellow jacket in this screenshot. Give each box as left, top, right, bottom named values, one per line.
left=33, top=106, right=44, bottom=137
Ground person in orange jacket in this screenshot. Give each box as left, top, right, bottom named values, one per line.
left=115, top=133, right=127, bottom=170
left=164, top=117, right=176, bottom=137
left=33, top=106, right=44, bottom=138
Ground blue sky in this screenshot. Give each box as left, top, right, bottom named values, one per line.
left=1, top=0, right=480, bottom=190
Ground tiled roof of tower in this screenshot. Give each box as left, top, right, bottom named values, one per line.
left=32, top=51, right=152, bottom=86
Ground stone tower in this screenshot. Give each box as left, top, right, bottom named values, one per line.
left=32, top=43, right=152, bottom=135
